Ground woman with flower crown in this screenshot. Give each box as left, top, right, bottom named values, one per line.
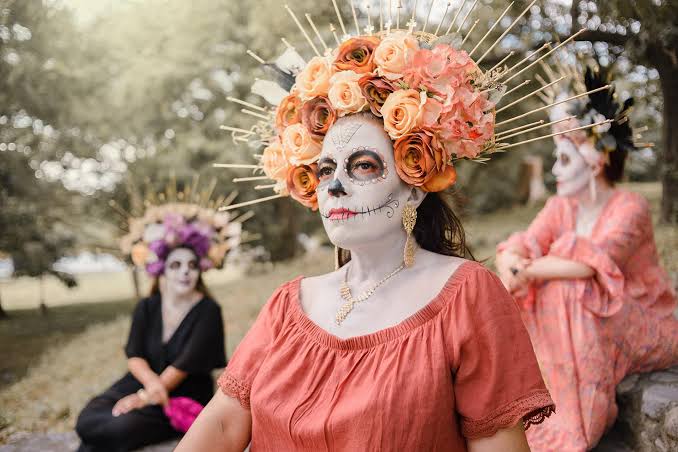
left=171, top=5, right=580, bottom=446
left=75, top=203, right=238, bottom=451
left=496, top=65, right=678, bottom=451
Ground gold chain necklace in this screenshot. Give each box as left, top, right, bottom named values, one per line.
left=336, top=262, right=405, bottom=325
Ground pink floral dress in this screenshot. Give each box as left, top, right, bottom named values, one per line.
left=497, top=190, right=678, bottom=451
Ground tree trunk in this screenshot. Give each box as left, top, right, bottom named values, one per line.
left=39, top=274, right=47, bottom=315
left=0, top=286, right=7, bottom=319
left=131, top=266, right=141, bottom=299
left=652, top=45, right=678, bottom=224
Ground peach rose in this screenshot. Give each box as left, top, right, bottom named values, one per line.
left=301, top=96, right=337, bottom=139
left=393, top=131, right=457, bottom=192
left=275, top=94, right=302, bottom=132
left=286, top=164, right=319, bottom=210
left=261, top=139, right=290, bottom=181
left=334, top=36, right=380, bottom=74
left=373, top=32, right=419, bottom=80
left=282, top=123, right=322, bottom=165
left=295, top=55, right=334, bottom=100
left=380, top=89, right=426, bottom=139
left=328, top=70, right=368, bottom=116
left=130, top=243, right=150, bottom=266
left=358, top=75, right=397, bottom=117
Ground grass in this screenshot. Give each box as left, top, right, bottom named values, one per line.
left=0, top=182, right=675, bottom=444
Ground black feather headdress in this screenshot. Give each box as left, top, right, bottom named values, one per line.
left=576, top=65, right=637, bottom=155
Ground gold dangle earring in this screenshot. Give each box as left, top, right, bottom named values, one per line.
left=402, top=203, right=417, bottom=267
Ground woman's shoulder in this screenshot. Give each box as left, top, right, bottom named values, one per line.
left=436, top=259, right=510, bottom=308
left=614, top=189, right=650, bottom=211
left=198, top=296, right=223, bottom=313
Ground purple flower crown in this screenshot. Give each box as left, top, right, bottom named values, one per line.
left=120, top=204, right=242, bottom=277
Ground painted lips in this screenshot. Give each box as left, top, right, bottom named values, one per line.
left=327, top=208, right=357, bottom=220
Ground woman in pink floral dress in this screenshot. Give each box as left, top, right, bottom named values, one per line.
left=496, top=66, right=678, bottom=451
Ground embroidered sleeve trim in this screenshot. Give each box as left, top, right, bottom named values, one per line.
left=217, top=372, right=251, bottom=410
left=462, top=389, right=555, bottom=439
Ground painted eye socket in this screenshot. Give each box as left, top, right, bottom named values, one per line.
left=560, top=154, right=570, bottom=166
left=188, top=260, right=198, bottom=270
left=317, top=158, right=337, bottom=182
left=347, top=149, right=385, bottom=182
left=168, top=261, right=181, bottom=270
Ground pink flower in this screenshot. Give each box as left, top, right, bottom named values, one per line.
left=418, top=96, right=444, bottom=130
left=404, top=45, right=473, bottom=97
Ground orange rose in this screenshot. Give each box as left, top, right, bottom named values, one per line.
left=394, top=131, right=457, bottom=192
left=286, top=164, right=319, bottom=210
left=275, top=94, right=302, bottom=132
left=374, top=32, right=419, bottom=80
left=301, top=96, right=337, bottom=139
left=282, top=123, right=322, bottom=165
left=261, top=139, right=290, bottom=181
left=295, top=55, right=334, bottom=100
left=380, top=89, right=426, bottom=139
left=328, top=71, right=368, bottom=116
left=334, top=36, right=380, bottom=74
left=358, top=75, right=397, bottom=117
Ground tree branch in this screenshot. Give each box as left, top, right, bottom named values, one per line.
left=481, top=30, right=632, bottom=68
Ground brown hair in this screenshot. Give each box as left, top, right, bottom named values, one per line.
left=603, top=148, right=627, bottom=184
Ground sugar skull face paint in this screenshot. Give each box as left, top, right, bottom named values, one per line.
left=317, top=115, right=413, bottom=250
left=552, top=137, right=592, bottom=197
left=162, top=247, right=200, bottom=297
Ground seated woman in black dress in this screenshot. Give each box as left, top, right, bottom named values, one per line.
left=76, top=204, right=237, bottom=451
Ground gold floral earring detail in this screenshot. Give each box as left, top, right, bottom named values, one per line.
left=402, top=203, right=417, bottom=267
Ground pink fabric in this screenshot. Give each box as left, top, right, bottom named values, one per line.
left=163, top=397, right=204, bottom=433
left=497, top=190, right=678, bottom=451
left=218, top=262, right=554, bottom=451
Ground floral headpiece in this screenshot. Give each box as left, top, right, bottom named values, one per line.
left=117, top=181, right=244, bottom=277
left=542, top=59, right=650, bottom=166
left=217, top=1, right=611, bottom=212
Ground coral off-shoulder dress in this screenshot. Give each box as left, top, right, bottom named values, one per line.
left=497, top=190, right=678, bottom=451
left=218, top=261, right=555, bottom=451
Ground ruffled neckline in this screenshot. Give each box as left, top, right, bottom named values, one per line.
left=288, top=260, right=475, bottom=351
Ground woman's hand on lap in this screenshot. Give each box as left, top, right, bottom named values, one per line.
left=112, top=393, right=146, bottom=417
left=145, top=379, right=169, bottom=406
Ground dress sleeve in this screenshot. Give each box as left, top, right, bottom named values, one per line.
left=547, top=193, right=649, bottom=316
left=217, top=282, right=290, bottom=409
left=446, top=264, right=555, bottom=439
left=172, top=301, right=227, bottom=374
left=125, top=299, right=148, bottom=359
left=496, top=196, right=563, bottom=259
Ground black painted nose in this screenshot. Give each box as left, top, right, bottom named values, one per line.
left=328, top=179, right=347, bottom=197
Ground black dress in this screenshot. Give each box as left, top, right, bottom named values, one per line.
left=76, top=295, right=226, bottom=452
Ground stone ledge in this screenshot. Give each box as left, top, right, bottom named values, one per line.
left=606, top=366, right=678, bottom=452
left=0, top=431, right=178, bottom=452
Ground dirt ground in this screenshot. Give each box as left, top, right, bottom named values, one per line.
left=0, top=182, right=675, bottom=443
